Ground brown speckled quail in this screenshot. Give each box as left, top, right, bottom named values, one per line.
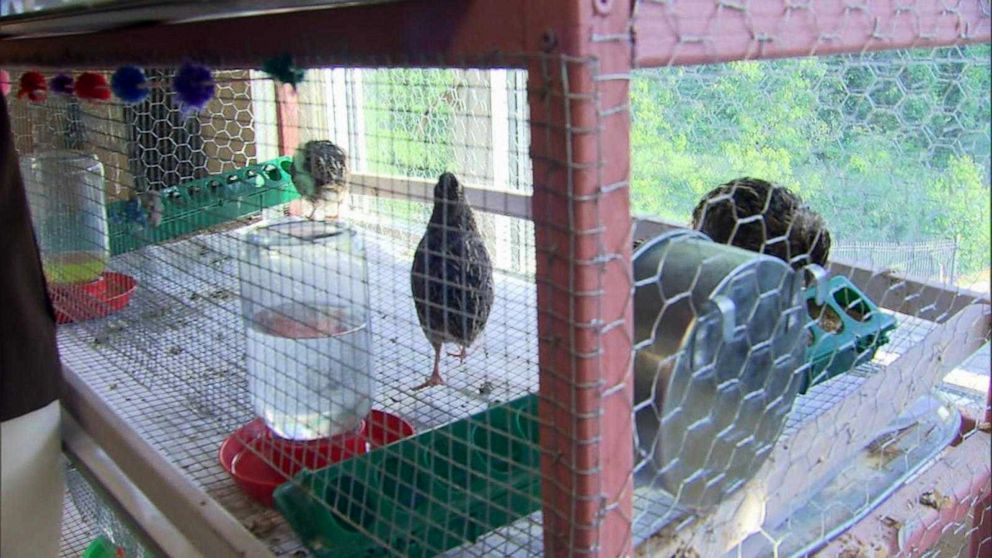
left=288, top=140, right=349, bottom=220
left=411, top=172, right=494, bottom=389
left=691, top=177, right=831, bottom=270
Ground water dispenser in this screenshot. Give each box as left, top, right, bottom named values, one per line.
left=22, top=150, right=109, bottom=285
left=238, top=219, right=375, bottom=441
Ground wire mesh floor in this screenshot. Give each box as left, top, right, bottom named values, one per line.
left=61, top=483, right=97, bottom=558
left=56, top=221, right=539, bottom=556
left=54, top=222, right=985, bottom=556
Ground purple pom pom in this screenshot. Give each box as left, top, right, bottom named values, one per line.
left=49, top=73, right=74, bottom=96
left=172, top=62, right=214, bottom=114
left=111, top=65, right=149, bottom=104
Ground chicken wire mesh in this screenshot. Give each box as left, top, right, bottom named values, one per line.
left=626, top=24, right=990, bottom=558
left=2, top=5, right=989, bottom=557
left=61, top=461, right=150, bottom=558
left=8, top=61, right=560, bottom=557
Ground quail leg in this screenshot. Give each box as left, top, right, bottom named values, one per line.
left=414, top=344, right=445, bottom=390
left=446, top=345, right=468, bottom=363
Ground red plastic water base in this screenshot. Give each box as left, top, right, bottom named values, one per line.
left=219, top=410, right=415, bottom=507
left=50, top=272, right=137, bottom=324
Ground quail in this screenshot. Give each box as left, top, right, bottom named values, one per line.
left=691, top=177, right=831, bottom=270
left=288, top=140, right=349, bottom=221
left=411, top=172, right=494, bottom=389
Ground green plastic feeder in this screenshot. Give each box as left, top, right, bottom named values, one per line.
left=107, top=156, right=299, bottom=255
left=802, top=275, right=897, bottom=393
left=83, top=536, right=119, bottom=558
left=274, top=395, right=541, bottom=558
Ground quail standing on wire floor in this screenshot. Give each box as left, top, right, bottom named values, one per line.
left=411, top=172, right=494, bottom=390
left=287, top=140, right=349, bottom=221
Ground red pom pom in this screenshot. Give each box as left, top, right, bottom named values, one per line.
left=17, top=71, right=47, bottom=102
left=75, top=72, right=111, bottom=101
left=0, top=70, right=11, bottom=97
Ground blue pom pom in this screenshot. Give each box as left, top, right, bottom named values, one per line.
left=49, top=73, right=74, bottom=96
left=111, top=65, right=149, bottom=104
left=172, top=62, right=214, bottom=114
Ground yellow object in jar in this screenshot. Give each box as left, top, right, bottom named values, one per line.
left=42, top=251, right=108, bottom=284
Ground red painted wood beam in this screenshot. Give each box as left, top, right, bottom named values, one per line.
left=0, top=0, right=531, bottom=69
left=275, top=84, right=298, bottom=157
left=817, top=432, right=991, bottom=557
left=633, top=0, right=992, bottom=68
left=525, top=1, right=634, bottom=556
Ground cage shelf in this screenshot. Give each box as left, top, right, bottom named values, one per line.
left=53, top=223, right=988, bottom=556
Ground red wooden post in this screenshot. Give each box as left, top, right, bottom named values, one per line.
left=526, top=2, right=634, bottom=556
left=275, top=84, right=299, bottom=157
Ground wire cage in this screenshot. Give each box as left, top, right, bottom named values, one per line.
left=61, top=461, right=150, bottom=558
left=3, top=1, right=991, bottom=558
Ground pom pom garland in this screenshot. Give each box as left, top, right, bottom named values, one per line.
left=110, top=65, right=150, bottom=103
left=0, top=70, right=11, bottom=97
left=49, top=73, right=75, bottom=96
left=75, top=72, right=112, bottom=101
left=172, top=62, right=214, bottom=114
left=17, top=71, right=47, bottom=102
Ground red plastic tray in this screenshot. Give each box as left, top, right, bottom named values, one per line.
left=219, top=410, right=415, bottom=507
left=50, top=272, right=137, bottom=324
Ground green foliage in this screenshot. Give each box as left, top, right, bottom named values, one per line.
left=363, top=68, right=461, bottom=180
left=925, top=154, right=991, bottom=275
left=630, top=45, right=991, bottom=275
left=362, top=69, right=462, bottom=224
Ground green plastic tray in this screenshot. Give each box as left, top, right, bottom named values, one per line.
left=107, top=157, right=299, bottom=255
left=802, top=275, right=898, bottom=393
left=274, top=395, right=541, bottom=558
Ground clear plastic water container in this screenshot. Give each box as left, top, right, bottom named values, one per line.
left=21, top=150, right=109, bottom=285
left=239, top=219, right=375, bottom=441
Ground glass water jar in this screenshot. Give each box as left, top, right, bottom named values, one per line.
left=21, top=150, right=109, bottom=285
left=240, top=220, right=375, bottom=441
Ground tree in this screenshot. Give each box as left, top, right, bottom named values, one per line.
left=630, top=45, right=990, bottom=276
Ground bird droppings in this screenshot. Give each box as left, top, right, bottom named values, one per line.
left=866, top=438, right=902, bottom=470
left=918, top=489, right=950, bottom=510
left=880, top=515, right=903, bottom=529
left=209, top=288, right=235, bottom=300
left=140, top=308, right=170, bottom=320
left=248, top=516, right=280, bottom=537
left=672, top=545, right=701, bottom=558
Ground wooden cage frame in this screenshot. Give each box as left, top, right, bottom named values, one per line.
left=1, top=2, right=989, bottom=557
